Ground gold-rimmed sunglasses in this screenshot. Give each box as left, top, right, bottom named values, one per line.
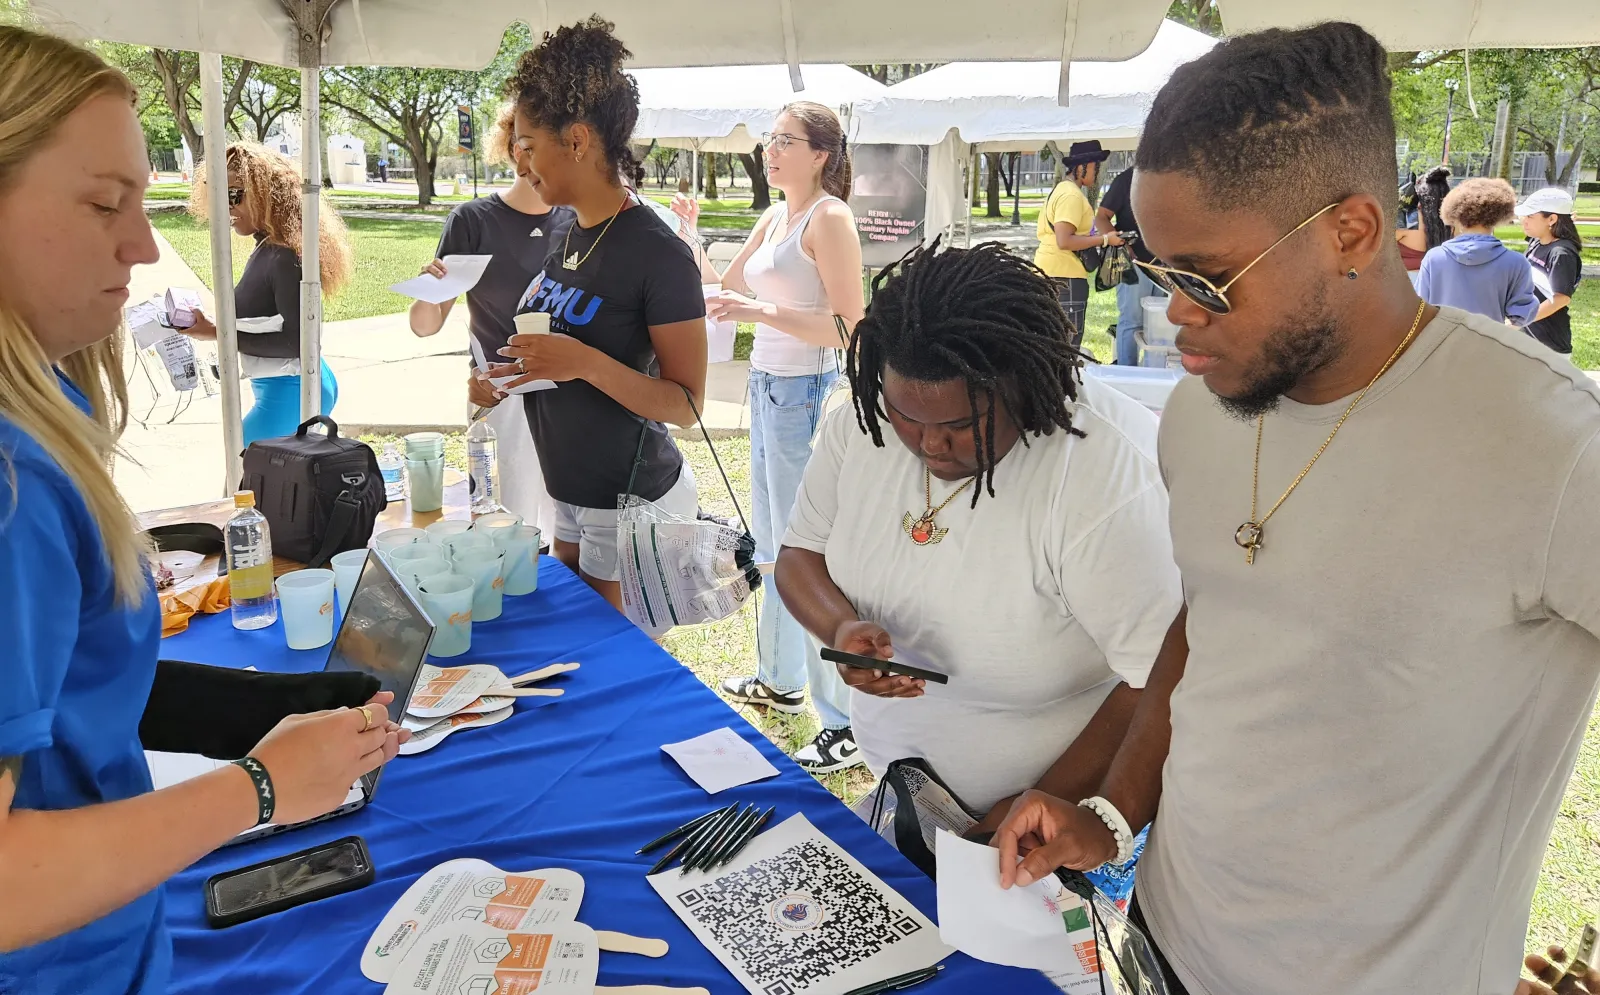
left=1134, top=202, right=1340, bottom=315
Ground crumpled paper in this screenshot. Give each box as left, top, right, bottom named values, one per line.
left=160, top=577, right=231, bottom=637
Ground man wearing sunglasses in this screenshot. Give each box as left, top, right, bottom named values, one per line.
left=994, top=21, right=1600, bottom=995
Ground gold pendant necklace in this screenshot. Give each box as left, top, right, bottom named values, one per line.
left=562, top=189, right=631, bottom=270
left=1236, top=300, right=1429, bottom=565
left=902, top=466, right=976, bottom=546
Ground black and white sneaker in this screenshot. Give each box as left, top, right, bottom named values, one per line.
left=720, top=676, right=806, bottom=715
left=794, top=726, right=864, bottom=774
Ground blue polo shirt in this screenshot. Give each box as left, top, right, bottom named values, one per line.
left=0, top=373, right=166, bottom=995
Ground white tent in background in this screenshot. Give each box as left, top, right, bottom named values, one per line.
left=633, top=64, right=888, bottom=154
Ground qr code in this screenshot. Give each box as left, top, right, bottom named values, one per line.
left=674, top=839, right=924, bottom=995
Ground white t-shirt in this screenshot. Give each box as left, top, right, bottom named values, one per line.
left=1142, top=308, right=1600, bottom=995
left=783, top=378, right=1183, bottom=812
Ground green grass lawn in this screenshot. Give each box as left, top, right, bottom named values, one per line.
left=149, top=210, right=442, bottom=323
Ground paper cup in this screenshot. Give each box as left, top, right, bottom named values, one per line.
left=453, top=545, right=507, bottom=622
left=425, top=519, right=474, bottom=541
left=276, top=569, right=337, bottom=651
left=502, top=525, right=542, bottom=596
left=418, top=573, right=473, bottom=658
left=513, top=311, right=551, bottom=336
left=330, top=549, right=368, bottom=612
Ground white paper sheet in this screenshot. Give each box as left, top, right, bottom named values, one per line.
left=362, top=858, right=586, bottom=982
left=660, top=726, right=780, bottom=794
left=935, top=830, right=1097, bottom=976
left=649, top=813, right=951, bottom=995
left=381, top=920, right=599, bottom=994
left=469, top=331, right=556, bottom=396
left=388, top=254, right=492, bottom=305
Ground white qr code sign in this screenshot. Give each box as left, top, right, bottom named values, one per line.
left=648, top=813, right=951, bottom=995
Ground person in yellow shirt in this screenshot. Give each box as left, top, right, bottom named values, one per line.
left=1035, top=140, right=1123, bottom=349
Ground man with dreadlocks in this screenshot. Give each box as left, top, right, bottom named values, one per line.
left=994, top=22, right=1600, bottom=995
left=774, top=239, right=1182, bottom=907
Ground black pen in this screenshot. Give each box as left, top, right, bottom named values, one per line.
left=636, top=808, right=723, bottom=855
left=842, top=965, right=942, bottom=995
left=684, top=803, right=753, bottom=875
left=713, top=805, right=776, bottom=868
left=674, top=804, right=744, bottom=874
left=645, top=805, right=731, bottom=875
left=698, top=804, right=762, bottom=871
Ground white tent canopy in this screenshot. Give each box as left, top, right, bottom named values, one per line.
left=632, top=64, right=887, bottom=154
left=853, top=20, right=1218, bottom=152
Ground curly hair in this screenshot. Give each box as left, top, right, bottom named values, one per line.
left=506, top=15, right=639, bottom=180
left=1136, top=22, right=1398, bottom=229
left=485, top=102, right=517, bottom=167
left=1417, top=165, right=1452, bottom=248
left=190, top=142, right=354, bottom=295
left=1440, top=177, right=1516, bottom=231
left=847, top=240, right=1083, bottom=506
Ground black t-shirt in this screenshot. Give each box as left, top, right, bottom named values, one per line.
left=514, top=199, right=706, bottom=509
left=234, top=236, right=301, bottom=358
left=1099, top=167, right=1151, bottom=263
left=435, top=195, right=575, bottom=364
left=1525, top=238, right=1583, bottom=354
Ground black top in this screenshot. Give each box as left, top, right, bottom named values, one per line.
left=514, top=198, right=706, bottom=509
left=435, top=194, right=576, bottom=365
left=1525, top=238, right=1583, bottom=355
left=1099, top=167, right=1152, bottom=264
left=234, top=236, right=301, bottom=358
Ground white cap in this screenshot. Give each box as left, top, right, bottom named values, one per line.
left=1515, top=187, right=1575, bottom=217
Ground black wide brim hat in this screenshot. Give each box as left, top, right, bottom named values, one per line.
left=1062, top=139, right=1111, bottom=167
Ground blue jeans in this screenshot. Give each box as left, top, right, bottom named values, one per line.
left=242, top=360, right=339, bottom=447
left=1115, top=270, right=1161, bottom=366
left=749, top=367, right=851, bottom=731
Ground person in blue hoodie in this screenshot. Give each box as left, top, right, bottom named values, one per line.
left=1417, top=177, right=1538, bottom=325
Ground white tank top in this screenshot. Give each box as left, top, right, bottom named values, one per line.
left=744, top=195, right=842, bottom=377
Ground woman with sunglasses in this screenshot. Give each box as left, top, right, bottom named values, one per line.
left=490, top=17, right=706, bottom=622
left=696, top=103, right=866, bottom=772
left=185, top=143, right=353, bottom=445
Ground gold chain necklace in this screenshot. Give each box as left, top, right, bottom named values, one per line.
left=1235, top=299, right=1429, bottom=565
left=562, top=189, right=631, bottom=270
left=902, top=466, right=976, bottom=546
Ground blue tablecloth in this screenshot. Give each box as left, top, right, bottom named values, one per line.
left=162, top=558, right=1053, bottom=994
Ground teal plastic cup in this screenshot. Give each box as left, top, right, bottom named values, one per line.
left=442, top=532, right=493, bottom=565
left=418, top=572, right=473, bottom=658
left=407, top=560, right=454, bottom=603
left=389, top=545, right=448, bottom=598
left=425, top=519, right=473, bottom=542
left=276, top=569, right=337, bottom=651
left=501, top=525, right=542, bottom=596
left=329, top=549, right=368, bottom=612
left=374, top=528, right=432, bottom=559
left=406, top=457, right=445, bottom=513
left=453, top=545, right=507, bottom=622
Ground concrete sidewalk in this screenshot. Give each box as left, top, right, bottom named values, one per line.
left=115, top=230, right=753, bottom=513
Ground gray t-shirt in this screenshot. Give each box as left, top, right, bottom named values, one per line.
left=1143, top=307, right=1600, bottom=995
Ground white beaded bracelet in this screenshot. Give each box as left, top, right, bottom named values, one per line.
left=1079, top=796, right=1136, bottom=866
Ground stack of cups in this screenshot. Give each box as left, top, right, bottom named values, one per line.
left=403, top=432, right=446, bottom=512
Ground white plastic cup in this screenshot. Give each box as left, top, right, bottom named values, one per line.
left=442, top=532, right=494, bottom=565
left=329, top=549, right=368, bottom=612
left=474, top=512, right=522, bottom=550
left=407, top=560, right=454, bottom=602
left=501, top=525, right=542, bottom=596
left=418, top=572, right=473, bottom=658
left=454, top=545, right=507, bottom=622
left=276, top=569, right=337, bottom=651
left=425, top=519, right=474, bottom=541
left=374, top=528, right=432, bottom=558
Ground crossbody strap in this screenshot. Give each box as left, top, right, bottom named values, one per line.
left=307, top=489, right=360, bottom=568
left=622, top=385, right=750, bottom=536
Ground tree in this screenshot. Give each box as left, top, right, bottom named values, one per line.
left=984, top=152, right=1003, bottom=217
left=1514, top=49, right=1600, bottom=184
left=100, top=45, right=254, bottom=166
left=1164, top=0, right=1222, bottom=37
left=233, top=65, right=299, bottom=143
left=849, top=64, right=939, bottom=84
left=322, top=66, right=478, bottom=206
left=703, top=152, right=719, bottom=199
left=647, top=146, right=680, bottom=188
left=738, top=145, right=771, bottom=211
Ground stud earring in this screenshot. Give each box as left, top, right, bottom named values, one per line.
left=1346, top=268, right=1359, bottom=280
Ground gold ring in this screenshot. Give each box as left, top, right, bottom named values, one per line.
left=358, top=705, right=374, bottom=732
left=517, top=357, right=528, bottom=374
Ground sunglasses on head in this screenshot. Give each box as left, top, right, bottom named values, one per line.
left=1134, top=202, right=1340, bottom=315
left=227, top=187, right=245, bottom=207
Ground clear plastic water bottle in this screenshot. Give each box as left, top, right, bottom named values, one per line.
left=467, top=414, right=499, bottom=515
left=226, top=490, right=278, bottom=630
left=379, top=442, right=404, bottom=502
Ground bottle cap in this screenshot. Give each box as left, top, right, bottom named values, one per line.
left=233, top=490, right=256, bottom=508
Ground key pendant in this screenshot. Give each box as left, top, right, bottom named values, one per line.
left=1234, top=521, right=1264, bottom=565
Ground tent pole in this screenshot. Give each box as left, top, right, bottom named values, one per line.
left=298, top=66, right=322, bottom=423
left=199, top=53, right=243, bottom=493
left=964, top=145, right=974, bottom=248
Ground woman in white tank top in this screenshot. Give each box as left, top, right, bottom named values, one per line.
left=706, top=103, right=867, bottom=773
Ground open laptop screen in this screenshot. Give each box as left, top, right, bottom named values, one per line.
left=324, top=551, right=434, bottom=793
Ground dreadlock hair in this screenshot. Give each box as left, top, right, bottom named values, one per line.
left=1417, top=165, right=1452, bottom=249
left=506, top=15, right=640, bottom=180
left=847, top=240, right=1084, bottom=507
left=1137, top=22, right=1399, bottom=232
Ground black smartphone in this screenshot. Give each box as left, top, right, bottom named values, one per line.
left=204, top=835, right=375, bottom=928
left=821, top=647, right=950, bottom=685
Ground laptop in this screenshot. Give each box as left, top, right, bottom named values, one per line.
left=146, top=551, right=435, bottom=845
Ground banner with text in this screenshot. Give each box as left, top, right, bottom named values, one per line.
left=849, top=144, right=929, bottom=269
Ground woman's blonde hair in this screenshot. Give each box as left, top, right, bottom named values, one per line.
left=486, top=103, right=517, bottom=167
left=191, top=141, right=355, bottom=295
left=0, top=26, right=148, bottom=605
